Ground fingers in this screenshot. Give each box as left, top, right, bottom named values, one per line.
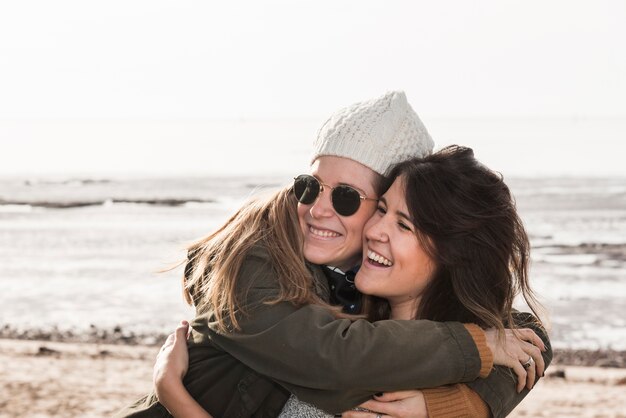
left=514, top=338, right=544, bottom=390
left=505, top=327, right=547, bottom=390
left=341, top=411, right=384, bottom=418
left=160, top=320, right=190, bottom=354
left=355, top=400, right=398, bottom=416
left=509, top=335, right=528, bottom=392
left=523, top=340, right=545, bottom=380
left=511, top=359, right=527, bottom=393
left=514, top=342, right=544, bottom=391
left=184, top=320, right=192, bottom=339
left=161, top=333, right=175, bottom=350
left=489, top=326, right=548, bottom=392
left=511, top=341, right=538, bottom=391
left=373, top=390, right=418, bottom=402
left=516, top=328, right=546, bottom=351
left=155, top=333, right=175, bottom=368
left=525, top=355, right=536, bottom=390
left=175, top=321, right=189, bottom=342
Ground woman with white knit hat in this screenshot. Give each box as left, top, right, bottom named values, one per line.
left=119, top=92, right=549, bottom=418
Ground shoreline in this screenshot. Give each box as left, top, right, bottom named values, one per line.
left=1, top=338, right=626, bottom=417
left=3, top=324, right=626, bottom=369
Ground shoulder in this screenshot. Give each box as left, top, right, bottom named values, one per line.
left=243, top=243, right=326, bottom=279
left=246, top=242, right=271, bottom=262
left=511, top=310, right=545, bottom=335
left=242, top=243, right=329, bottom=298
left=237, top=243, right=278, bottom=290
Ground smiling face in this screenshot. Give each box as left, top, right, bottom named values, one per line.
left=297, top=156, right=379, bottom=271
left=356, top=176, right=436, bottom=317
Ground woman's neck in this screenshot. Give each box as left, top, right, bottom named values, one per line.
left=389, top=297, right=421, bottom=320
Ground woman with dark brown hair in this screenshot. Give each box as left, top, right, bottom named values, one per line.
left=345, top=144, right=545, bottom=417
left=362, top=144, right=540, bottom=332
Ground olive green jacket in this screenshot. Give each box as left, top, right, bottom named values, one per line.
left=189, top=245, right=479, bottom=414
left=120, top=244, right=551, bottom=417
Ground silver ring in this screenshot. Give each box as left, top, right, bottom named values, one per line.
left=376, top=414, right=382, bottom=418
left=523, top=356, right=534, bottom=369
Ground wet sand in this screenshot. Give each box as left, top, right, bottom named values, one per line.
left=1, top=339, right=625, bottom=418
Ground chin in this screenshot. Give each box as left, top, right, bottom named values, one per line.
left=354, top=278, right=373, bottom=295
left=303, top=248, right=330, bottom=265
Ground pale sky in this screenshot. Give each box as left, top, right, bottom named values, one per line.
left=1, top=0, right=625, bottom=177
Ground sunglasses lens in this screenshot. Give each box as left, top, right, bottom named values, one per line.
left=332, top=186, right=361, bottom=216
left=293, top=175, right=320, bottom=204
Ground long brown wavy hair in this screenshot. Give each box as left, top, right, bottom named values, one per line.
left=365, top=146, right=544, bottom=333
left=182, top=186, right=343, bottom=332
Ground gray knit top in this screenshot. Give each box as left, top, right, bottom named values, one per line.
left=278, top=394, right=335, bottom=418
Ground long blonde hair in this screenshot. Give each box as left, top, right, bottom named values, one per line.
left=183, top=186, right=341, bottom=332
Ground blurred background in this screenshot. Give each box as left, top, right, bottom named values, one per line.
left=1, top=0, right=625, bottom=354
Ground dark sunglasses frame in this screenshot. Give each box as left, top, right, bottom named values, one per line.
left=293, top=174, right=378, bottom=216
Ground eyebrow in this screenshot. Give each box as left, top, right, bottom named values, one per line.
left=338, top=182, right=368, bottom=196
left=396, top=210, right=413, bottom=224
left=315, top=175, right=369, bottom=196
left=380, top=196, right=413, bottom=224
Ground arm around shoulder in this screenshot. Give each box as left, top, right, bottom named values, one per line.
left=191, top=249, right=491, bottom=412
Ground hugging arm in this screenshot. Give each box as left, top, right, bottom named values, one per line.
left=344, top=387, right=489, bottom=418
left=365, top=312, right=551, bottom=418
left=190, top=248, right=490, bottom=413
left=155, top=326, right=489, bottom=418
left=153, top=322, right=213, bottom=418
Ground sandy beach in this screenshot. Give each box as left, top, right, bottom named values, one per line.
left=1, top=339, right=625, bottom=418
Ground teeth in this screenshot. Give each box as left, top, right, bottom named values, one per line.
left=367, top=250, right=392, bottom=266
left=310, top=226, right=340, bottom=238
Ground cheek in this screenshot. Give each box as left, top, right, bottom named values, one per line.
left=362, top=213, right=378, bottom=237
left=297, top=204, right=312, bottom=239
left=350, top=205, right=376, bottom=238
left=349, top=223, right=363, bottom=242
left=297, top=204, right=308, bottom=224
left=398, top=239, right=436, bottom=285
left=343, top=216, right=367, bottom=244
left=412, top=255, right=436, bottom=287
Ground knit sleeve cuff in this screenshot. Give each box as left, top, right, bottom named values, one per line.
left=463, top=324, right=493, bottom=378
left=460, top=384, right=491, bottom=418
left=422, top=384, right=491, bottom=418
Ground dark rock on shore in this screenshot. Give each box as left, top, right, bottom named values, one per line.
left=552, top=348, right=626, bottom=368
left=0, top=324, right=168, bottom=347
left=2, top=324, right=626, bottom=368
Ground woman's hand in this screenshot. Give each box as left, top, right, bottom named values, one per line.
left=341, top=391, right=428, bottom=418
left=152, top=321, right=213, bottom=418
left=484, top=327, right=546, bottom=392
left=154, top=320, right=191, bottom=398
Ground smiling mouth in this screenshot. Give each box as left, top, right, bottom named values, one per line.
left=309, top=225, right=341, bottom=238
left=367, top=249, right=393, bottom=266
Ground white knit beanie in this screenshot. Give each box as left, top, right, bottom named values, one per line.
left=311, top=91, right=434, bottom=176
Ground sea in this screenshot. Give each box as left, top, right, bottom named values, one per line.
left=0, top=175, right=625, bottom=350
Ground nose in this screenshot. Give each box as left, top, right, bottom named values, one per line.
left=364, top=213, right=389, bottom=243
left=309, top=187, right=335, bottom=219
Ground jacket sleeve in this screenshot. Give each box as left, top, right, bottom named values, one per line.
left=189, top=249, right=487, bottom=413
left=422, top=384, right=491, bottom=418
left=465, top=311, right=553, bottom=418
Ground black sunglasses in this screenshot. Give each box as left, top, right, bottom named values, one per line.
left=293, top=174, right=377, bottom=216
